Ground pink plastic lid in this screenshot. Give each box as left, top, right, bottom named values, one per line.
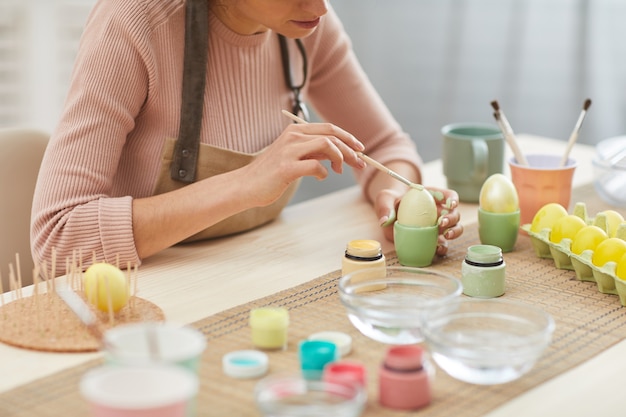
left=384, top=345, right=423, bottom=371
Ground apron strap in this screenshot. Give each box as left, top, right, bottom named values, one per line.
left=170, top=0, right=209, bottom=183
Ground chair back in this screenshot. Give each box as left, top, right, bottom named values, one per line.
left=0, top=128, right=48, bottom=292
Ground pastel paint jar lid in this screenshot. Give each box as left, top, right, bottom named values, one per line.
left=299, top=340, right=338, bottom=370
left=307, top=331, right=352, bottom=357
left=249, top=307, right=289, bottom=329
left=80, top=365, right=198, bottom=410
left=345, top=239, right=383, bottom=259
left=323, top=360, right=367, bottom=388
left=384, top=345, right=424, bottom=370
left=465, top=244, right=503, bottom=265
left=222, top=350, right=269, bottom=379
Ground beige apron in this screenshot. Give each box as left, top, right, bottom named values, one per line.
left=150, top=0, right=299, bottom=242
left=152, top=138, right=300, bottom=242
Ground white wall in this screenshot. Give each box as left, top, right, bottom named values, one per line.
left=0, top=0, right=94, bottom=131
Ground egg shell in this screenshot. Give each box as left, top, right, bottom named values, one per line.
left=479, top=174, right=519, bottom=213
left=396, top=187, right=437, bottom=227
left=84, top=263, right=130, bottom=313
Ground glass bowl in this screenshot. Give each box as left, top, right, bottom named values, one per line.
left=254, top=374, right=366, bottom=417
left=338, top=266, right=462, bottom=345
left=422, top=298, right=555, bottom=385
left=592, top=135, right=626, bottom=208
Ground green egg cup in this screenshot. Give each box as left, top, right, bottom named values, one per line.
left=477, top=208, right=520, bottom=253
left=393, top=222, right=439, bottom=268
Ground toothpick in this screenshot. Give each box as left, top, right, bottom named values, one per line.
left=15, top=254, right=23, bottom=300
left=133, top=263, right=139, bottom=310
left=51, top=247, right=57, bottom=293
left=560, top=98, right=592, bottom=167
left=0, top=271, right=4, bottom=307
left=281, top=109, right=424, bottom=190
left=8, top=265, right=18, bottom=300
left=33, top=265, right=41, bottom=331
left=105, top=275, right=114, bottom=325
left=491, top=101, right=529, bottom=166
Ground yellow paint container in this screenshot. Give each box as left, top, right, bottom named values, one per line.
left=249, top=307, right=289, bottom=350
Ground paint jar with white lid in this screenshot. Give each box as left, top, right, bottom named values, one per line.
left=461, top=244, right=506, bottom=298
left=342, top=239, right=386, bottom=277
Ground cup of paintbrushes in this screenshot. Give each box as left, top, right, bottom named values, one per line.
left=509, top=154, right=577, bottom=226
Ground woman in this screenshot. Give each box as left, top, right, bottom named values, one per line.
left=31, top=0, right=463, bottom=275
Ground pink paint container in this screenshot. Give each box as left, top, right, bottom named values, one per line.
left=378, top=345, right=431, bottom=410
left=80, top=365, right=198, bottom=417
left=322, top=360, right=367, bottom=389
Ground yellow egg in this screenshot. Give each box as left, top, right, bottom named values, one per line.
left=397, top=187, right=438, bottom=227
left=84, top=263, right=130, bottom=312
left=615, top=252, right=626, bottom=281
left=549, top=215, right=586, bottom=244
left=530, top=203, right=568, bottom=233
left=591, top=238, right=626, bottom=268
left=478, top=173, right=519, bottom=213
left=594, top=210, right=624, bottom=237
left=571, top=225, right=608, bottom=255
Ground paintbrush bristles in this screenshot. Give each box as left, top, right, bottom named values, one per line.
left=491, top=101, right=529, bottom=165
left=560, top=98, right=592, bottom=167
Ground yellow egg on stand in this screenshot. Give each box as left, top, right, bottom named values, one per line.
left=394, top=187, right=439, bottom=267
left=84, top=263, right=130, bottom=313
left=396, top=187, right=438, bottom=227
left=478, top=174, right=519, bottom=214
left=477, top=174, right=520, bottom=252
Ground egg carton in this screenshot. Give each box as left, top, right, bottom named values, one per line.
left=521, top=202, right=626, bottom=306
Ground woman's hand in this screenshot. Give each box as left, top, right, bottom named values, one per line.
left=239, top=122, right=366, bottom=207
left=376, top=186, right=463, bottom=256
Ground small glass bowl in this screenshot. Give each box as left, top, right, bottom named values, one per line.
left=592, top=135, right=626, bottom=208
left=254, top=374, right=366, bottom=417
left=338, top=266, right=462, bottom=345
left=422, top=298, right=555, bottom=385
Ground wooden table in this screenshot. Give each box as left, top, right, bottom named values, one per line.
left=1, top=134, right=622, bottom=417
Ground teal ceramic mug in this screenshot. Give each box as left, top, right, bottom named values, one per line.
left=442, top=123, right=505, bottom=203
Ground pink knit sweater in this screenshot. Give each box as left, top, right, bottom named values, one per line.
left=31, top=0, right=422, bottom=274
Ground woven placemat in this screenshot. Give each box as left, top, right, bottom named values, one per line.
left=2, top=184, right=625, bottom=417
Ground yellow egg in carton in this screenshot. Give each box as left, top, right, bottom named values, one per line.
left=521, top=202, right=626, bottom=305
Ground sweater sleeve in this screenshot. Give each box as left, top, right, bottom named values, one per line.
left=303, top=7, right=424, bottom=193
left=31, top=0, right=154, bottom=274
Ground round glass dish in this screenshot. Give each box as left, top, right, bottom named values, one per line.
left=422, top=298, right=555, bottom=385
left=254, top=374, right=366, bottom=417
left=338, top=266, right=462, bottom=345
left=592, top=135, right=626, bottom=208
